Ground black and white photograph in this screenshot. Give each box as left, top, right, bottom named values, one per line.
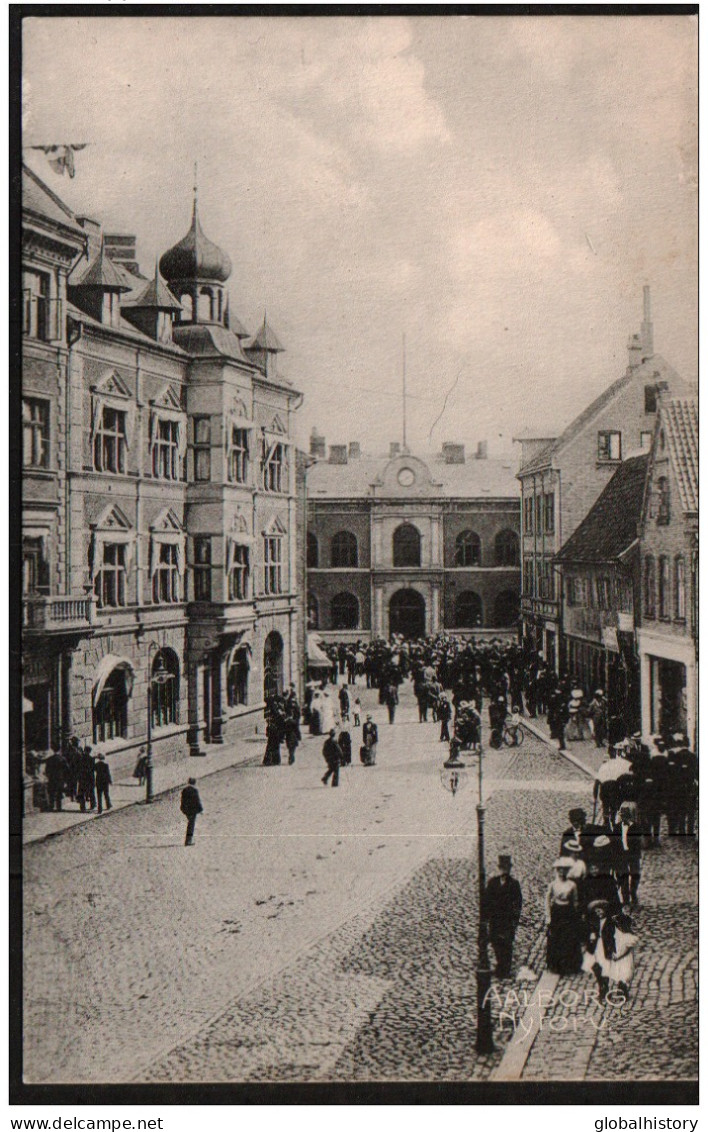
left=13, top=8, right=698, bottom=1105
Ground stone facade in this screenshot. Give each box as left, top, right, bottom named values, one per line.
left=21, top=166, right=303, bottom=805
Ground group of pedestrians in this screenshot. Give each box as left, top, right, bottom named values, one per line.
left=262, top=685, right=302, bottom=766
left=41, top=739, right=113, bottom=814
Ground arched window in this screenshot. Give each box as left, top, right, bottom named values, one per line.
left=180, top=294, right=193, bottom=321
left=93, top=667, right=129, bottom=743
left=493, top=590, right=520, bottom=628
left=331, top=530, right=358, bottom=568
left=644, top=556, right=656, bottom=619
left=674, top=556, right=686, bottom=620
left=495, top=529, right=519, bottom=567
left=455, top=530, right=481, bottom=567
left=197, top=287, right=213, bottom=321
left=307, top=592, right=319, bottom=630
left=456, top=591, right=483, bottom=629
left=393, top=523, right=421, bottom=567
left=331, top=592, right=359, bottom=630
left=263, top=631, right=284, bottom=699
left=307, top=531, right=319, bottom=569
left=227, top=647, right=249, bottom=708
left=151, top=648, right=180, bottom=728
left=658, top=555, right=670, bottom=619
left=656, top=476, right=671, bottom=524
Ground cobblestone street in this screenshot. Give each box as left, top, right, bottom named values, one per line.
left=24, top=682, right=697, bottom=1085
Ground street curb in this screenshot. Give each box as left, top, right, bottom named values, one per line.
left=22, top=750, right=261, bottom=848
left=519, top=719, right=595, bottom=779
left=490, top=971, right=559, bottom=1081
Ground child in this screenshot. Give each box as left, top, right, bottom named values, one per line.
left=353, top=695, right=362, bottom=727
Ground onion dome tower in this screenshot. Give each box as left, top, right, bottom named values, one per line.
left=159, top=179, right=233, bottom=327
left=68, top=238, right=131, bottom=326
left=121, top=260, right=182, bottom=343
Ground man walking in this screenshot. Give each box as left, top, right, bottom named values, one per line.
left=180, top=777, right=203, bottom=846
left=95, top=753, right=112, bottom=814
left=481, top=852, right=523, bottom=979
left=44, top=749, right=68, bottom=812
left=321, top=729, right=342, bottom=787
left=612, top=802, right=642, bottom=907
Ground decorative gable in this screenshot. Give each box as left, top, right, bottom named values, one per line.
left=92, top=503, right=132, bottom=532
left=269, top=413, right=287, bottom=435
left=231, top=395, right=249, bottom=419
left=264, top=514, right=287, bottom=536
left=231, top=510, right=249, bottom=534
left=93, top=370, right=131, bottom=399
left=151, top=383, right=183, bottom=412
left=151, top=507, right=184, bottom=533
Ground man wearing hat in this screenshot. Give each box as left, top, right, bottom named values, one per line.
left=321, top=728, right=343, bottom=787
left=611, top=803, right=642, bottom=907
left=560, top=809, right=592, bottom=858
left=588, top=689, right=607, bottom=749
left=481, top=853, right=523, bottom=979
left=180, top=777, right=203, bottom=846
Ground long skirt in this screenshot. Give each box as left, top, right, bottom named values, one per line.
left=547, top=903, right=582, bottom=975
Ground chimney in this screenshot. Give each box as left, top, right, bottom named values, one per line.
left=475, top=440, right=488, bottom=460
left=627, top=332, right=643, bottom=371
left=329, top=444, right=348, bottom=465
left=390, top=442, right=401, bottom=458
left=442, top=442, right=465, bottom=465
left=310, top=429, right=326, bottom=459
left=105, top=234, right=141, bottom=277
left=641, top=284, right=654, bottom=359
left=348, top=441, right=361, bottom=460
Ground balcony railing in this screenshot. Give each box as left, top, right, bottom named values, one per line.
left=23, top=594, right=96, bottom=632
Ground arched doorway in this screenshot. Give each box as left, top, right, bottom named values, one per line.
left=389, top=588, right=426, bottom=639
left=263, top=631, right=284, bottom=699
left=455, top=591, right=483, bottom=629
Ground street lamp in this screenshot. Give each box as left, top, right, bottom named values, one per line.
left=145, top=645, right=175, bottom=804
left=440, top=737, right=495, bottom=1055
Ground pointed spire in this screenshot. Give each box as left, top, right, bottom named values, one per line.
left=192, top=161, right=199, bottom=226
left=72, top=235, right=130, bottom=291
left=125, top=258, right=181, bottom=311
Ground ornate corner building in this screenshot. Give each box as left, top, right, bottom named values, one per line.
left=21, top=164, right=303, bottom=806
left=306, top=437, right=521, bottom=640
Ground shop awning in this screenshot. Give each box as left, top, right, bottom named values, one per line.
left=307, top=633, right=331, bottom=670
left=92, top=654, right=135, bottom=707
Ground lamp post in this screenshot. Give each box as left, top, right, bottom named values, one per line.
left=440, top=738, right=495, bottom=1055
left=145, top=645, right=174, bottom=804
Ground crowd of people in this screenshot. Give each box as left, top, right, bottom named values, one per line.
left=39, top=738, right=113, bottom=814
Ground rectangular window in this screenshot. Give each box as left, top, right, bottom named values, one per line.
left=95, top=543, right=126, bottom=609
left=538, top=560, right=554, bottom=599
left=94, top=406, right=126, bottom=473
left=22, top=398, right=50, bottom=468
left=152, top=543, right=180, bottom=604
left=523, top=497, right=533, bottom=534
left=644, top=385, right=658, bottom=414
left=596, top=576, right=612, bottom=611
left=228, top=543, right=249, bottom=601
left=193, top=536, right=212, bottom=601
left=22, top=269, right=52, bottom=341
left=674, top=557, right=686, bottom=620
left=264, top=536, right=282, bottom=595
left=566, top=576, right=575, bottom=607
left=193, top=417, right=211, bottom=482
left=598, top=431, right=621, bottom=462
left=544, top=492, right=555, bottom=533
left=228, top=428, right=250, bottom=484
left=534, top=494, right=542, bottom=532
left=640, top=431, right=653, bottom=451
left=263, top=442, right=286, bottom=493
left=658, top=556, right=670, bottom=619
left=152, top=419, right=180, bottom=480
left=523, top=557, right=535, bottom=597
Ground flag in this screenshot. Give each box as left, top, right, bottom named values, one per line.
left=29, top=144, right=88, bottom=178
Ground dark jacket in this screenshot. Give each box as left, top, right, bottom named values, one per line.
left=362, top=721, right=378, bottom=747
left=482, top=874, right=523, bottom=935
left=180, top=785, right=203, bottom=818
left=322, top=737, right=342, bottom=767
left=610, top=820, right=642, bottom=868
left=95, top=759, right=112, bottom=788
left=44, top=752, right=68, bottom=787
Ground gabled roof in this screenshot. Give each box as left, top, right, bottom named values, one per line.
left=22, top=163, right=86, bottom=239
left=519, top=355, right=681, bottom=476
left=307, top=451, right=519, bottom=500
left=555, top=454, right=649, bottom=563
left=662, top=399, right=698, bottom=513
left=124, top=266, right=182, bottom=312
left=71, top=241, right=131, bottom=291
left=249, top=318, right=284, bottom=352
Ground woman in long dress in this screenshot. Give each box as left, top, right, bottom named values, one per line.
left=545, top=860, right=582, bottom=975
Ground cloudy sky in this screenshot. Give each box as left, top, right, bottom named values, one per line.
left=23, top=14, right=697, bottom=458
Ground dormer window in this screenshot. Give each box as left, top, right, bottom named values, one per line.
left=644, top=385, right=659, bottom=414
left=655, top=476, right=670, bottom=525
left=598, top=431, right=621, bottom=462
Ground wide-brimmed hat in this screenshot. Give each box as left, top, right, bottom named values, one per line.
left=563, top=839, right=583, bottom=854
left=672, top=732, right=687, bottom=744
left=587, top=898, right=610, bottom=911
left=553, top=857, right=574, bottom=870
left=593, top=835, right=611, bottom=849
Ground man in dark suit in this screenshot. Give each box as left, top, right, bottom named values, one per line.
left=321, top=729, right=342, bottom=787
left=481, top=853, right=523, bottom=979
left=95, top=753, right=112, bottom=814
left=180, top=777, right=203, bottom=846
left=611, top=803, right=642, bottom=907
left=44, top=750, right=68, bottom=812
left=560, top=808, right=592, bottom=858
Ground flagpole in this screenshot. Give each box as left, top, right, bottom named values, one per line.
left=402, top=332, right=407, bottom=453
